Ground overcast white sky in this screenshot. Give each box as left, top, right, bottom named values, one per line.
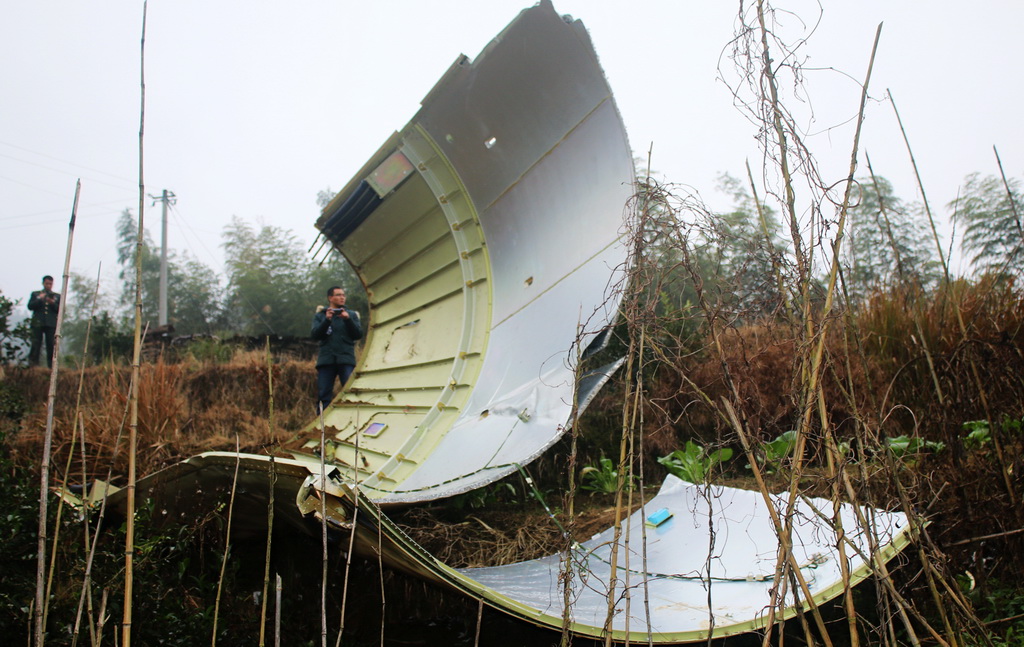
left=2, top=1, right=1021, bottom=317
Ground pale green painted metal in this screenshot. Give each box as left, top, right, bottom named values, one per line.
left=294, top=0, right=633, bottom=504
left=305, top=129, right=491, bottom=494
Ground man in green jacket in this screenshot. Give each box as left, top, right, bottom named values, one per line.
left=28, top=275, right=60, bottom=368
left=311, top=286, right=363, bottom=414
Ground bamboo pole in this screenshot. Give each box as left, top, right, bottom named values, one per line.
left=319, top=411, right=328, bottom=647
left=893, top=94, right=1018, bottom=517
left=559, top=324, right=584, bottom=647
left=259, top=336, right=276, bottom=647
left=211, top=436, right=241, bottom=646
left=473, top=599, right=484, bottom=647
left=258, top=456, right=276, bottom=647
left=993, top=145, right=1024, bottom=241
left=889, top=92, right=950, bottom=283
left=46, top=264, right=103, bottom=632
left=769, top=16, right=881, bottom=645
left=122, top=4, right=149, bottom=645
left=71, top=381, right=136, bottom=647
left=334, top=414, right=363, bottom=647
left=818, top=389, right=858, bottom=647
left=275, top=574, right=282, bottom=647
left=96, top=589, right=108, bottom=647
left=33, top=179, right=81, bottom=647
left=631, top=151, right=656, bottom=647
left=865, top=153, right=946, bottom=404
left=601, top=162, right=654, bottom=646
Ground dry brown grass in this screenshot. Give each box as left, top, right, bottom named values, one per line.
left=395, top=498, right=647, bottom=568
left=5, top=352, right=316, bottom=485
left=3, top=281, right=1022, bottom=592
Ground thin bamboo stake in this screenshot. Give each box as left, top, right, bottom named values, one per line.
left=335, top=413, right=362, bottom=647
left=274, top=574, right=282, bottom=647
left=34, top=178, right=81, bottom=647
left=122, top=4, right=148, bottom=645
left=77, top=414, right=97, bottom=647
left=75, top=413, right=97, bottom=647
left=71, top=377, right=137, bottom=647
left=473, top=599, right=484, bottom=647
left=258, top=456, right=276, bottom=647
left=46, top=264, right=103, bottom=633
left=773, top=18, right=881, bottom=645
left=626, top=266, right=654, bottom=647
left=993, top=145, right=1024, bottom=241
left=889, top=92, right=950, bottom=283
left=259, top=337, right=276, bottom=647
left=266, top=335, right=276, bottom=436
left=319, top=410, right=328, bottom=647
left=558, top=322, right=585, bottom=647
left=211, top=435, right=241, bottom=646
left=96, top=589, right=108, bottom=647
left=893, top=93, right=1017, bottom=516
left=865, top=153, right=945, bottom=404
left=603, top=252, right=647, bottom=646
left=818, top=389, right=857, bottom=647
left=629, top=152, right=656, bottom=647
left=619, top=326, right=645, bottom=642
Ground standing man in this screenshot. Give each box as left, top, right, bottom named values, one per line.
left=311, top=286, right=363, bottom=414
left=28, top=275, right=60, bottom=368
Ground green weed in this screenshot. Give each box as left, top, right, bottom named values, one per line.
left=963, top=416, right=1023, bottom=450
left=580, top=456, right=632, bottom=494
left=746, top=430, right=796, bottom=474
left=658, top=440, right=733, bottom=483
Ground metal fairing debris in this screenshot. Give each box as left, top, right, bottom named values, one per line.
left=89, top=2, right=912, bottom=642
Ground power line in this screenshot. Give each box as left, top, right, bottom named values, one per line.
left=0, top=196, right=135, bottom=223
left=0, top=208, right=120, bottom=232
left=0, top=140, right=137, bottom=186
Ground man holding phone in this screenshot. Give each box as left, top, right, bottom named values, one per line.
left=311, top=286, right=363, bottom=414
left=28, top=275, right=60, bottom=368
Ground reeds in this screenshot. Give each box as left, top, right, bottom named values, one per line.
left=594, top=0, right=1024, bottom=643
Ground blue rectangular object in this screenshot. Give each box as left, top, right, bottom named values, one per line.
left=645, top=507, right=673, bottom=527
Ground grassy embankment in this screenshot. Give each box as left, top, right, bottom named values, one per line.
left=1, top=276, right=1022, bottom=644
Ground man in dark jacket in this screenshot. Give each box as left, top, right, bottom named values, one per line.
left=311, top=286, right=363, bottom=414
left=28, top=275, right=60, bottom=368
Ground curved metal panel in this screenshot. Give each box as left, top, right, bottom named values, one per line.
left=92, top=453, right=912, bottom=644
left=318, top=475, right=911, bottom=644
left=300, top=0, right=633, bottom=503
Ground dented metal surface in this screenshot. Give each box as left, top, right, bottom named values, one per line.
left=313, top=475, right=912, bottom=643
left=93, top=453, right=912, bottom=644
left=295, top=0, right=633, bottom=503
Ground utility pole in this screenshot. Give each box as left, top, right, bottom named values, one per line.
left=149, top=189, right=176, bottom=327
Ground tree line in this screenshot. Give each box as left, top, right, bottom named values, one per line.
left=0, top=170, right=1019, bottom=366
left=635, top=168, right=1022, bottom=343
left=52, top=210, right=368, bottom=362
